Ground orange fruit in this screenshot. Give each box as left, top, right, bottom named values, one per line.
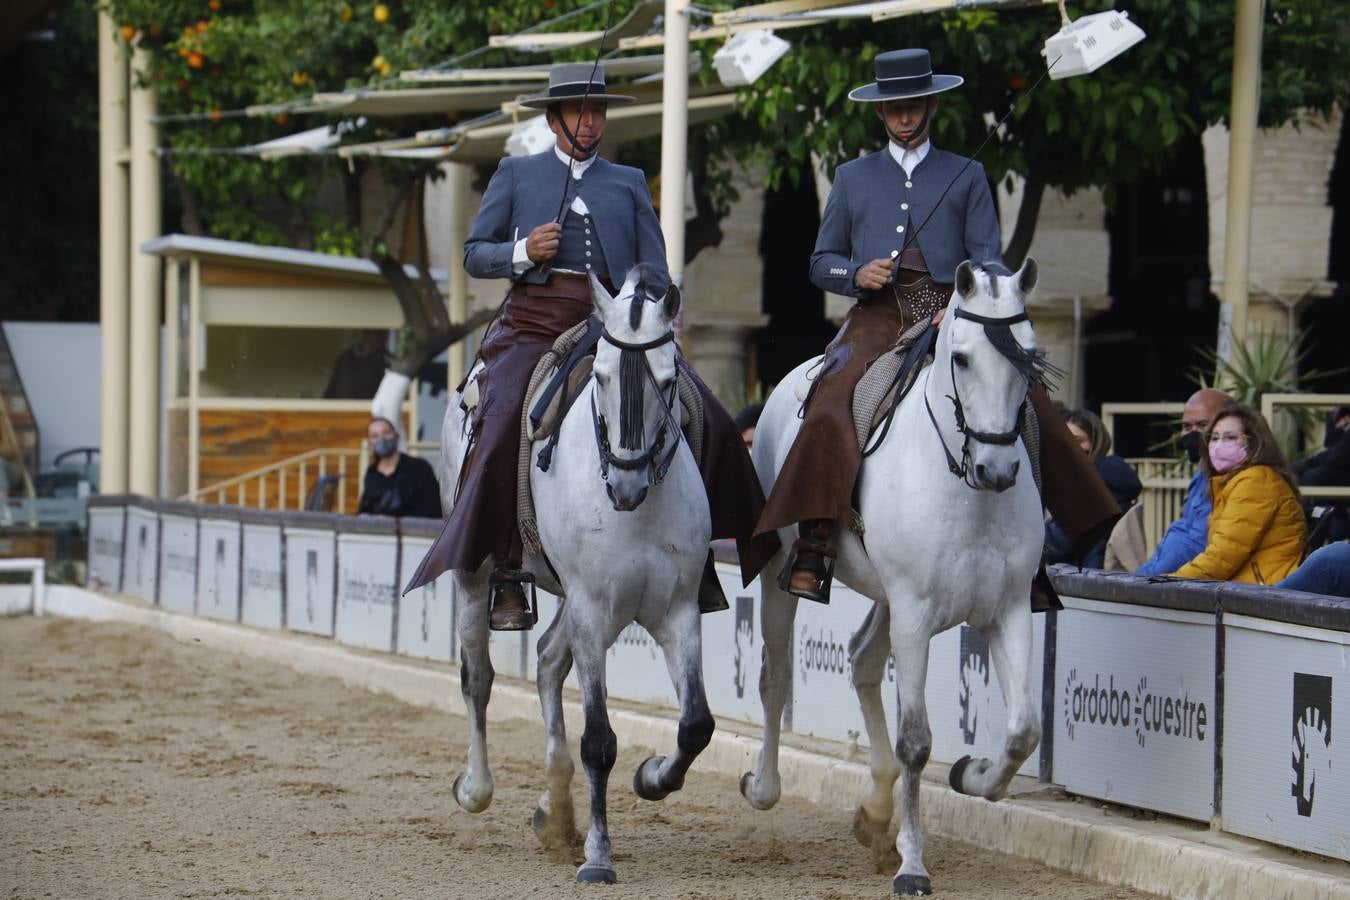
left=373, top=3, right=390, bottom=23
left=119, top=25, right=136, bottom=41
left=274, top=113, right=289, bottom=125
left=291, top=71, right=310, bottom=86
left=178, top=46, right=190, bottom=58
left=209, top=0, right=222, bottom=10
left=338, top=4, right=352, bottom=21
left=196, top=20, right=209, bottom=32
left=148, top=25, right=162, bottom=38
left=209, top=107, right=222, bottom=122
left=187, top=51, right=205, bottom=69
left=1008, top=74, right=1028, bottom=90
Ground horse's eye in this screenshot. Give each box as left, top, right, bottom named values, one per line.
left=953, top=352, right=970, bottom=369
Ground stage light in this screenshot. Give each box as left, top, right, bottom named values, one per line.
left=1042, top=9, right=1145, bottom=80
left=713, top=29, right=790, bottom=87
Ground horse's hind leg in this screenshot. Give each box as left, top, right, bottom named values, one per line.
left=889, top=605, right=935, bottom=896
left=452, top=572, right=495, bottom=813
left=533, top=612, right=581, bottom=857
left=573, top=631, right=619, bottom=884
left=948, top=600, right=1041, bottom=802
left=741, top=543, right=797, bottom=811
left=849, top=605, right=901, bottom=870
left=634, top=601, right=714, bottom=801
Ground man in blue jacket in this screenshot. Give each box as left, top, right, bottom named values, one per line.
left=1137, top=387, right=1232, bottom=575
left=755, top=49, right=1120, bottom=603
left=407, top=64, right=772, bottom=630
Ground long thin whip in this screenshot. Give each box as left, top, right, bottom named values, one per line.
left=553, top=0, right=619, bottom=223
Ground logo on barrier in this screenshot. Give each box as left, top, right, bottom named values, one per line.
left=958, top=626, right=992, bottom=745
left=304, top=549, right=318, bottom=624
left=1063, top=668, right=1208, bottom=747
left=733, top=596, right=753, bottom=699
left=1291, top=673, right=1332, bottom=818
left=212, top=538, right=227, bottom=607
left=798, top=625, right=849, bottom=684
left=134, top=524, right=148, bottom=587
left=611, top=621, right=658, bottom=660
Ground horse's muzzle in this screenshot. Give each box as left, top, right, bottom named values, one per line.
left=606, top=482, right=649, bottom=511
left=974, top=460, right=1019, bottom=493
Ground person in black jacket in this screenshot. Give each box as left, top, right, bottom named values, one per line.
left=1046, top=408, right=1141, bottom=568
left=358, top=417, right=442, bottom=519
left=1296, top=406, right=1350, bottom=543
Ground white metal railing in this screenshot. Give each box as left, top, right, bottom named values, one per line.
left=182, top=447, right=363, bottom=513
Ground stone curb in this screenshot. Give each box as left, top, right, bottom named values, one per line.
left=36, top=586, right=1350, bottom=900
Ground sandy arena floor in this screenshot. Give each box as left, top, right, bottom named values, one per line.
left=0, top=616, right=1153, bottom=899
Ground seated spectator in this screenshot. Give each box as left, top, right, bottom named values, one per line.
left=358, top=417, right=443, bottom=519
left=1045, top=408, right=1141, bottom=567
left=1171, top=404, right=1306, bottom=584
left=1275, top=541, right=1350, bottom=598
left=735, top=404, right=763, bottom=450
left=1137, top=388, right=1233, bottom=575
left=1296, top=406, right=1350, bottom=545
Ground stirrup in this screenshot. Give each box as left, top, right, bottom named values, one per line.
left=488, top=568, right=539, bottom=627
left=778, top=538, right=836, bottom=605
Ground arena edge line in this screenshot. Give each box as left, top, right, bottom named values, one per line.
left=30, top=585, right=1350, bottom=900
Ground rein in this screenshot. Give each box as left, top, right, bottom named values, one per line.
left=590, top=328, right=682, bottom=486
left=924, top=307, right=1033, bottom=487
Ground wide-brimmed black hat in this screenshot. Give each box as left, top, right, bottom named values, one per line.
left=518, top=63, right=636, bottom=109
left=847, top=49, right=963, bottom=103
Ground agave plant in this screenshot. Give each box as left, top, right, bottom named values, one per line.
left=1190, top=329, right=1345, bottom=461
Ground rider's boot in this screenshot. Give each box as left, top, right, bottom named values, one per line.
left=697, top=550, right=730, bottom=614
left=489, top=566, right=534, bottom=631
left=782, top=519, right=836, bottom=604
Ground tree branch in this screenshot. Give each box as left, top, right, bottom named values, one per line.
left=1002, top=171, right=1046, bottom=272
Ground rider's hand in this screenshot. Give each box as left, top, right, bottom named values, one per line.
left=526, top=222, right=562, bottom=264
left=931, top=307, right=946, bottom=329
left=854, top=258, right=895, bottom=293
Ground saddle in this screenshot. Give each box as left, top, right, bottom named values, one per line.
left=514, top=317, right=705, bottom=556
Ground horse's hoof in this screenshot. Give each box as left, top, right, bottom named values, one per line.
left=453, top=773, right=491, bottom=813
left=531, top=805, right=549, bottom=836
left=893, top=873, right=932, bottom=896
left=948, top=755, right=973, bottom=794
left=740, top=771, right=776, bottom=810
left=576, top=864, right=617, bottom=885
left=633, top=756, right=672, bottom=802
left=851, top=806, right=886, bottom=847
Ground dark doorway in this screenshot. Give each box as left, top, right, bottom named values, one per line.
left=754, top=164, right=838, bottom=392
left=1302, top=111, right=1350, bottom=395
left=1087, top=136, right=1217, bottom=456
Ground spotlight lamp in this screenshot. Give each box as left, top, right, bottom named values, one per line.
left=1042, top=2, right=1146, bottom=80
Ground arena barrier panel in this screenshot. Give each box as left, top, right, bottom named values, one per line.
left=82, top=496, right=1350, bottom=862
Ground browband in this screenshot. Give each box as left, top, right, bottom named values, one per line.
left=601, top=330, right=675, bottom=352
left=952, top=308, right=1030, bottom=327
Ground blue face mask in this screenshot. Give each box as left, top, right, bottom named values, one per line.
left=372, top=435, right=398, bottom=459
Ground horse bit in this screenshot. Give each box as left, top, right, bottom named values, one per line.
left=924, top=308, right=1033, bottom=488
left=590, top=328, right=683, bottom=486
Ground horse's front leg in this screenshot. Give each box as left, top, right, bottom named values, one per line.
left=849, top=604, right=902, bottom=871
left=949, top=599, right=1041, bottom=802
left=634, top=600, right=714, bottom=800
left=532, top=612, right=581, bottom=857
left=452, top=571, right=495, bottom=813
left=573, top=626, right=619, bottom=884
left=741, top=542, right=797, bottom=810
left=889, top=605, right=935, bottom=896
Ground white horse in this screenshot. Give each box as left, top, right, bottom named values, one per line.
left=742, top=260, right=1047, bottom=896
left=440, top=265, right=713, bottom=885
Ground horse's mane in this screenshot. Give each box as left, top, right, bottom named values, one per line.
left=964, top=267, right=1066, bottom=391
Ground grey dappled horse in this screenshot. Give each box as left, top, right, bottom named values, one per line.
left=439, top=265, right=713, bottom=885
left=743, top=261, right=1047, bottom=896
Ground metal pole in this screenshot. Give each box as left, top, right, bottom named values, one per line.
left=659, top=0, right=690, bottom=286
left=127, top=48, right=162, bottom=496
left=97, top=11, right=130, bottom=494
left=1218, top=0, right=1265, bottom=361
left=446, top=162, right=472, bottom=390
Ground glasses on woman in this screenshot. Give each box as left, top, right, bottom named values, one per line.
left=1208, top=430, right=1247, bottom=445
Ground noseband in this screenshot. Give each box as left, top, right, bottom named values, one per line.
left=590, top=328, right=682, bottom=486
left=925, top=307, right=1034, bottom=488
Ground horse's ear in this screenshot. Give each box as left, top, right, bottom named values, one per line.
left=662, top=282, right=681, bottom=322
left=589, top=272, right=615, bottom=313
left=955, top=260, right=976, bottom=298
left=1016, top=257, right=1038, bottom=297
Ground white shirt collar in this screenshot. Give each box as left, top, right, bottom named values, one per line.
left=554, top=143, right=597, bottom=179
left=887, top=139, right=930, bottom=177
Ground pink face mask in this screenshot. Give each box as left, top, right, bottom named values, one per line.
left=1209, top=440, right=1248, bottom=473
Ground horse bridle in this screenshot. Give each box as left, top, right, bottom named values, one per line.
left=590, top=328, right=682, bottom=486
left=924, top=307, right=1032, bottom=488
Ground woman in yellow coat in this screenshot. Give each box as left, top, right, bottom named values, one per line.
left=1173, top=404, right=1306, bottom=584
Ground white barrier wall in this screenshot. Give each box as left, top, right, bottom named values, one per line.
left=284, top=527, right=336, bottom=637
left=123, top=505, right=159, bottom=603
left=197, top=518, right=242, bottom=622
left=87, top=505, right=124, bottom=593
left=1222, top=615, right=1349, bottom=862
left=240, top=522, right=284, bottom=630
left=158, top=513, right=198, bottom=616
left=702, top=567, right=765, bottom=726
left=397, top=536, right=455, bottom=664
left=1052, top=597, right=1216, bottom=821
left=334, top=531, right=399, bottom=653
left=793, top=587, right=896, bottom=746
